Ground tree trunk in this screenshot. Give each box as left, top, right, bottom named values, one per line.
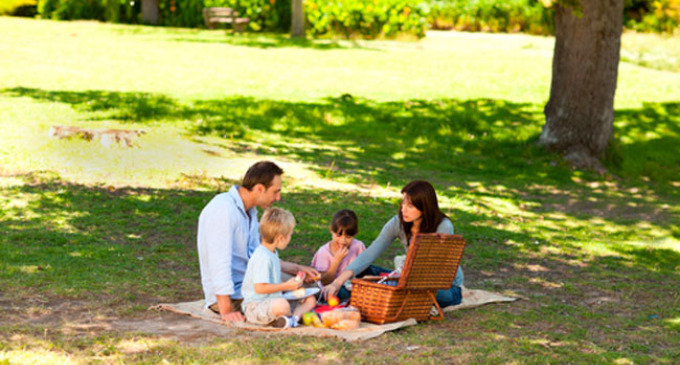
left=540, top=0, right=623, bottom=171
left=291, top=0, right=305, bottom=38
left=141, top=0, right=159, bottom=25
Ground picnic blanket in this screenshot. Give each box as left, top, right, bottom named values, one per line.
left=151, top=287, right=519, bottom=342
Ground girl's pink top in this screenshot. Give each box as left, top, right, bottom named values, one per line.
left=311, top=238, right=366, bottom=279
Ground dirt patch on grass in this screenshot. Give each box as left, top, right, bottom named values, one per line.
left=0, top=297, right=260, bottom=344
left=520, top=183, right=673, bottom=224
left=113, top=311, right=265, bottom=342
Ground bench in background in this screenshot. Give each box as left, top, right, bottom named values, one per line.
left=202, top=7, right=250, bottom=32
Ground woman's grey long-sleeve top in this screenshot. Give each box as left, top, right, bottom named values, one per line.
left=345, top=215, right=464, bottom=287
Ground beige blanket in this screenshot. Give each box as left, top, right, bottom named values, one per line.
left=152, top=287, right=518, bottom=342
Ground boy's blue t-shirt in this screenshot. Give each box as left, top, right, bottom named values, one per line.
left=241, top=245, right=283, bottom=306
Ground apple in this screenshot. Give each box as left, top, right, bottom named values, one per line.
left=328, top=295, right=339, bottom=307
left=302, top=312, right=317, bottom=326
left=295, top=271, right=306, bottom=282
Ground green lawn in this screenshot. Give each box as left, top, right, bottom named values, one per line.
left=1, top=16, right=679, bottom=364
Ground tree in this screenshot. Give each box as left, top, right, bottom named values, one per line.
left=141, top=0, right=159, bottom=25
left=539, top=0, right=624, bottom=171
left=291, top=0, right=305, bottom=38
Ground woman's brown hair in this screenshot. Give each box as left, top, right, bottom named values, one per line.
left=399, top=180, right=448, bottom=241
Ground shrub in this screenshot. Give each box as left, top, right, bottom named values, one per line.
left=38, top=0, right=139, bottom=23
left=33, top=0, right=679, bottom=36
left=0, top=0, right=37, bottom=16
left=426, top=0, right=554, bottom=35
left=305, top=0, right=428, bottom=39
left=205, top=0, right=291, bottom=31
left=637, top=0, right=680, bottom=33
left=160, top=0, right=203, bottom=27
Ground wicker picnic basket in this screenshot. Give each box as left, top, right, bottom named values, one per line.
left=349, top=233, right=466, bottom=324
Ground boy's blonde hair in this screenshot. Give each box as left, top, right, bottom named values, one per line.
left=259, top=207, right=296, bottom=243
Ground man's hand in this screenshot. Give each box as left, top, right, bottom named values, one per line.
left=215, top=294, right=244, bottom=322
left=221, top=310, right=245, bottom=322
left=298, top=265, right=321, bottom=283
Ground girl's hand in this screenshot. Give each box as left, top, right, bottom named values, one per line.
left=333, top=246, right=349, bottom=262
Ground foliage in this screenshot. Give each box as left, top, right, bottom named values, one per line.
left=634, top=0, right=680, bottom=33
left=33, top=0, right=680, bottom=36
left=305, top=0, right=428, bottom=39
left=35, top=0, right=290, bottom=32
left=205, top=0, right=292, bottom=31
left=0, top=0, right=36, bottom=15
left=39, top=0, right=102, bottom=20
left=427, top=0, right=554, bottom=35
left=159, top=0, right=203, bottom=27
left=38, top=0, right=139, bottom=23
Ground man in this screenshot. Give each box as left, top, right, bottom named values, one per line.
left=197, top=161, right=319, bottom=322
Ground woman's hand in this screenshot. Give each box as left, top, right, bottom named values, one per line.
left=321, top=281, right=340, bottom=300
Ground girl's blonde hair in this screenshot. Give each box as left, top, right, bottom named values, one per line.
left=260, top=207, right=296, bottom=243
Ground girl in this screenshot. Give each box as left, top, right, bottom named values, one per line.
left=322, top=180, right=464, bottom=308
left=311, top=209, right=366, bottom=302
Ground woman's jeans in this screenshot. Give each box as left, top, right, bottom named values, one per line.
left=436, top=285, right=462, bottom=307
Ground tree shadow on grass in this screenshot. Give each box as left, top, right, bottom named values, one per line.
left=2, top=87, right=678, bottom=232
left=2, top=172, right=679, bottom=363
left=613, top=102, right=680, bottom=188
left=0, top=86, right=553, bottom=183
left=1, top=87, right=180, bottom=122
left=3, top=171, right=676, bottom=299
left=168, top=32, right=369, bottom=50
left=109, top=25, right=366, bottom=50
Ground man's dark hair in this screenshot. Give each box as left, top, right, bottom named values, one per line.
left=242, top=161, right=284, bottom=190
left=330, top=209, right=359, bottom=237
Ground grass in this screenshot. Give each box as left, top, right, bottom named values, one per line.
left=1, top=16, right=679, bottom=364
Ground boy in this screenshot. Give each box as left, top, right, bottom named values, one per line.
left=241, top=207, right=316, bottom=328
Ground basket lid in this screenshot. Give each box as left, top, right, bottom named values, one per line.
left=397, top=233, right=466, bottom=290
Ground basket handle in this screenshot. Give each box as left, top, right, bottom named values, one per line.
left=381, top=291, right=411, bottom=322
left=428, top=291, right=444, bottom=321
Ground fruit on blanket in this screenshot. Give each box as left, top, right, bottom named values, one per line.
left=302, top=312, right=317, bottom=326
left=322, top=310, right=344, bottom=327
left=320, top=307, right=361, bottom=330
left=345, top=310, right=361, bottom=321
left=331, top=319, right=360, bottom=330
left=291, top=288, right=306, bottom=298
left=311, top=314, right=325, bottom=328
left=328, top=295, right=339, bottom=306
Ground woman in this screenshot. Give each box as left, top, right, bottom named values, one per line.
left=322, top=180, right=464, bottom=308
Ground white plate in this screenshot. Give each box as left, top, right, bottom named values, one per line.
left=282, top=288, right=320, bottom=300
